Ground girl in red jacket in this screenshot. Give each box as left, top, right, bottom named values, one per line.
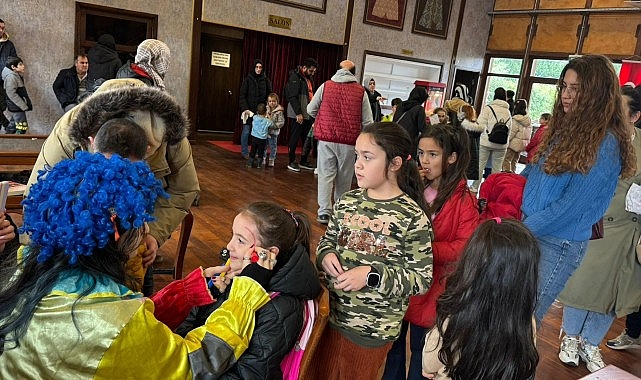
left=383, top=124, right=479, bottom=380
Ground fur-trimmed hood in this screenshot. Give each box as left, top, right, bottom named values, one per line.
left=69, top=81, right=189, bottom=151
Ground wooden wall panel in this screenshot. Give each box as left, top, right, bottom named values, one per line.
left=531, top=14, right=582, bottom=53
left=487, top=15, right=530, bottom=51
left=493, top=0, right=535, bottom=10
left=539, top=0, right=587, bottom=9
left=582, top=14, right=640, bottom=55
left=591, top=0, right=631, bottom=8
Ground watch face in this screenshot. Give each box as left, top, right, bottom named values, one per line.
left=367, top=272, right=380, bottom=287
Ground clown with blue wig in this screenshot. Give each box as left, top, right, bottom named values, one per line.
left=0, top=152, right=274, bottom=379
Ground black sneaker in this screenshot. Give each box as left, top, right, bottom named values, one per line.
left=287, top=162, right=301, bottom=172
left=317, top=214, right=330, bottom=224
left=299, top=162, right=316, bottom=171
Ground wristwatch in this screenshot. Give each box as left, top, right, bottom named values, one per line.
left=366, top=267, right=381, bottom=288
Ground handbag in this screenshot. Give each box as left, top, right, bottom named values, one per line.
left=590, top=218, right=604, bottom=240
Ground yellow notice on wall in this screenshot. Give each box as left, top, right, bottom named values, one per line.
left=211, top=52, right=231, bottom=67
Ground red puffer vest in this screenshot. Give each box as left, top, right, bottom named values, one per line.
left=313, top=80, right=365, bottom=145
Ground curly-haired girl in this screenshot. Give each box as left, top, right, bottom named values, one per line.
left=521, top=55, right=636, bottom=323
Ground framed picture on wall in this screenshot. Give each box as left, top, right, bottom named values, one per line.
left=363, top=0, right=408, bottom=31
left=412, top=0, right=452, bottom=39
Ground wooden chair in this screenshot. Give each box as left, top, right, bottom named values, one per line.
left=298, top=284, right=330, bottom=380
left=152, top=210, right=193, bottom=280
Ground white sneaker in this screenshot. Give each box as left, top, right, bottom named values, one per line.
left=559, top=335, right=579, bottom=366
left=579, top=342, right=606, bottom=373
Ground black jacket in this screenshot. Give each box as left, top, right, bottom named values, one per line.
left=239, top=73, right=272, bottom=113
left=87, top=35, right=122, bottom=82
left=52, top=66, right=81, bottom=109
left=115, top=62, right=154, bottom=87
left=284, top=68, right=314, bottom=118
left=176, top=244, right=321, bottom=380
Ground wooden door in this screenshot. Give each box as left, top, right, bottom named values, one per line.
left=197, top=34, right=243, bottom=132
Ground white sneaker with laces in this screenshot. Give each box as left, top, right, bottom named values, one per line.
left=559, top=335, right=579, bottom=366
left=606, top=329, right=641, bottom=350
left=579, top=342, right=606, bottom=373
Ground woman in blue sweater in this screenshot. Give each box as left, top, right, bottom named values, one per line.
left=521, top=55, right=636, bottom=323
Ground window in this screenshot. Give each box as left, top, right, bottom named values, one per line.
left=75, top=3, right=158, bottom=64
left=482, top=57, right=522, bottom=106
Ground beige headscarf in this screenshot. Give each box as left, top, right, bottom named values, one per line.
left=135, top=39, right=171, bottom=91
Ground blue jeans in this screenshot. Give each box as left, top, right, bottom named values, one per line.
left=535, top=235, right=588, bottom=323
left=263, top=134, right=278, bottom=161
left=562, top=305, right=615, bottom=346
left=382, top=320, right=428, bottom=380
left=241, top=123, right=251, bottom=156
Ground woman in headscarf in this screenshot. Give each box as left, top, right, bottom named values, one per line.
left=116, top=39, right=171, bottom=90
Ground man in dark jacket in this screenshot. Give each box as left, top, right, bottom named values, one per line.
left=393, top=86, right=428, bottom=157
left=239, top=59, right=272, bottom=159
left=52, top=54, right=90, bottom=112
left=0, top=18, right=17, bottom=131
left=87, top=34, right=121, bottom=82
left=284, top=58, right=318, bottom=172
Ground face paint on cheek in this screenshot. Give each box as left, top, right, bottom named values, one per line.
left=243, top=226, right=259, bottom=262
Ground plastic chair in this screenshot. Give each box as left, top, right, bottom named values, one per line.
left=298, top=284, right=329, bottom=380
left=152, top=210, right=193, bottom=280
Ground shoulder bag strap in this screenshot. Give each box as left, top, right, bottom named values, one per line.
left=486, top=105, right=498, bottom=134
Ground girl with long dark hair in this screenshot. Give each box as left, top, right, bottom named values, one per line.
left=422, top=218, right=540, bottom=380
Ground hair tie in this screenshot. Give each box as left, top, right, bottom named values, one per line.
left=407, top=154, right=412, bottom=161
left=110, top=209, right=120, bottom=242
left=492, top=217, right=502, bottom=224
left=285, top=208, right=299, bottom=228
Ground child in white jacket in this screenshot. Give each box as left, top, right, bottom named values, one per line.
left=502, top=99, right=532, bottom=173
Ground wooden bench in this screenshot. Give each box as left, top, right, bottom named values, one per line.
left=0, top=135, right=46, bottom=211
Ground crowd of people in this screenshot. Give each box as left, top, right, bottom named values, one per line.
left=0, top=17, right=640, bottom=379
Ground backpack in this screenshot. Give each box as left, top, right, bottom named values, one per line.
left=270, top=292, right=317, bottom=380
left=486, top=105, right=509, bottom=144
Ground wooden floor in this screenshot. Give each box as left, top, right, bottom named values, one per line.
left=153, top=139, right=641, bottom=379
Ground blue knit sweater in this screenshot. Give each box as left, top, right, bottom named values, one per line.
left=522, top=133, right=621, bottom=241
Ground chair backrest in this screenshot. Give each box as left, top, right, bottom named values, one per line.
left=297, top=284, right=329, bottom=380
left=152, top=210, right=193, bottom=280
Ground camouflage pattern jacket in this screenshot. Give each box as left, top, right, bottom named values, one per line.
left=316, top=188, right=433, bottom=347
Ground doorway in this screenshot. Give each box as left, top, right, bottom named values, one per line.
left=197, top=34, right=243, bottom=133
left=452, top=68, right=480, bottom=105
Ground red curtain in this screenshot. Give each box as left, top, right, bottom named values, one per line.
left=233, top=30, right=343, bottom=144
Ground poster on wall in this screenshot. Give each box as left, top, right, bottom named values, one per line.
left=261, top=0, right=327, bottom=14
left=412, top=0, right=452, bottom=39
left=363, top=0, right=408, bottom=31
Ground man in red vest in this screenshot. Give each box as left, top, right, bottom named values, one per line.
left=307, top=60, right=373, bottom=224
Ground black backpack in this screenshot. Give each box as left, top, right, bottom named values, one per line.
left=486, top=106, right=509, bottom=144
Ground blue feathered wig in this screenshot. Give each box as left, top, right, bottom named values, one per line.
left=21, top=152, right=167, bottom=264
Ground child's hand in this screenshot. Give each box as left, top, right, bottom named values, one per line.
left=204, top=264, right=230, bottom=278
left=423, top=371, right=435, bottom=379
left=333, top=265, right=370, bottom=292
left=321, top=253, right=344, bottom=278
left=418, top=168, right=428, bottom=181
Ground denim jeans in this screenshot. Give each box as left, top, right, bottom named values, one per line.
left=241, top=123, right=251, bottom=156
left=263, top=134, right=278, bottom=161
left=535, top=235, right=588, bottom=323
left=562, top=305, right=616, bottom=346
left=382, top=320, right=428, bottom=380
